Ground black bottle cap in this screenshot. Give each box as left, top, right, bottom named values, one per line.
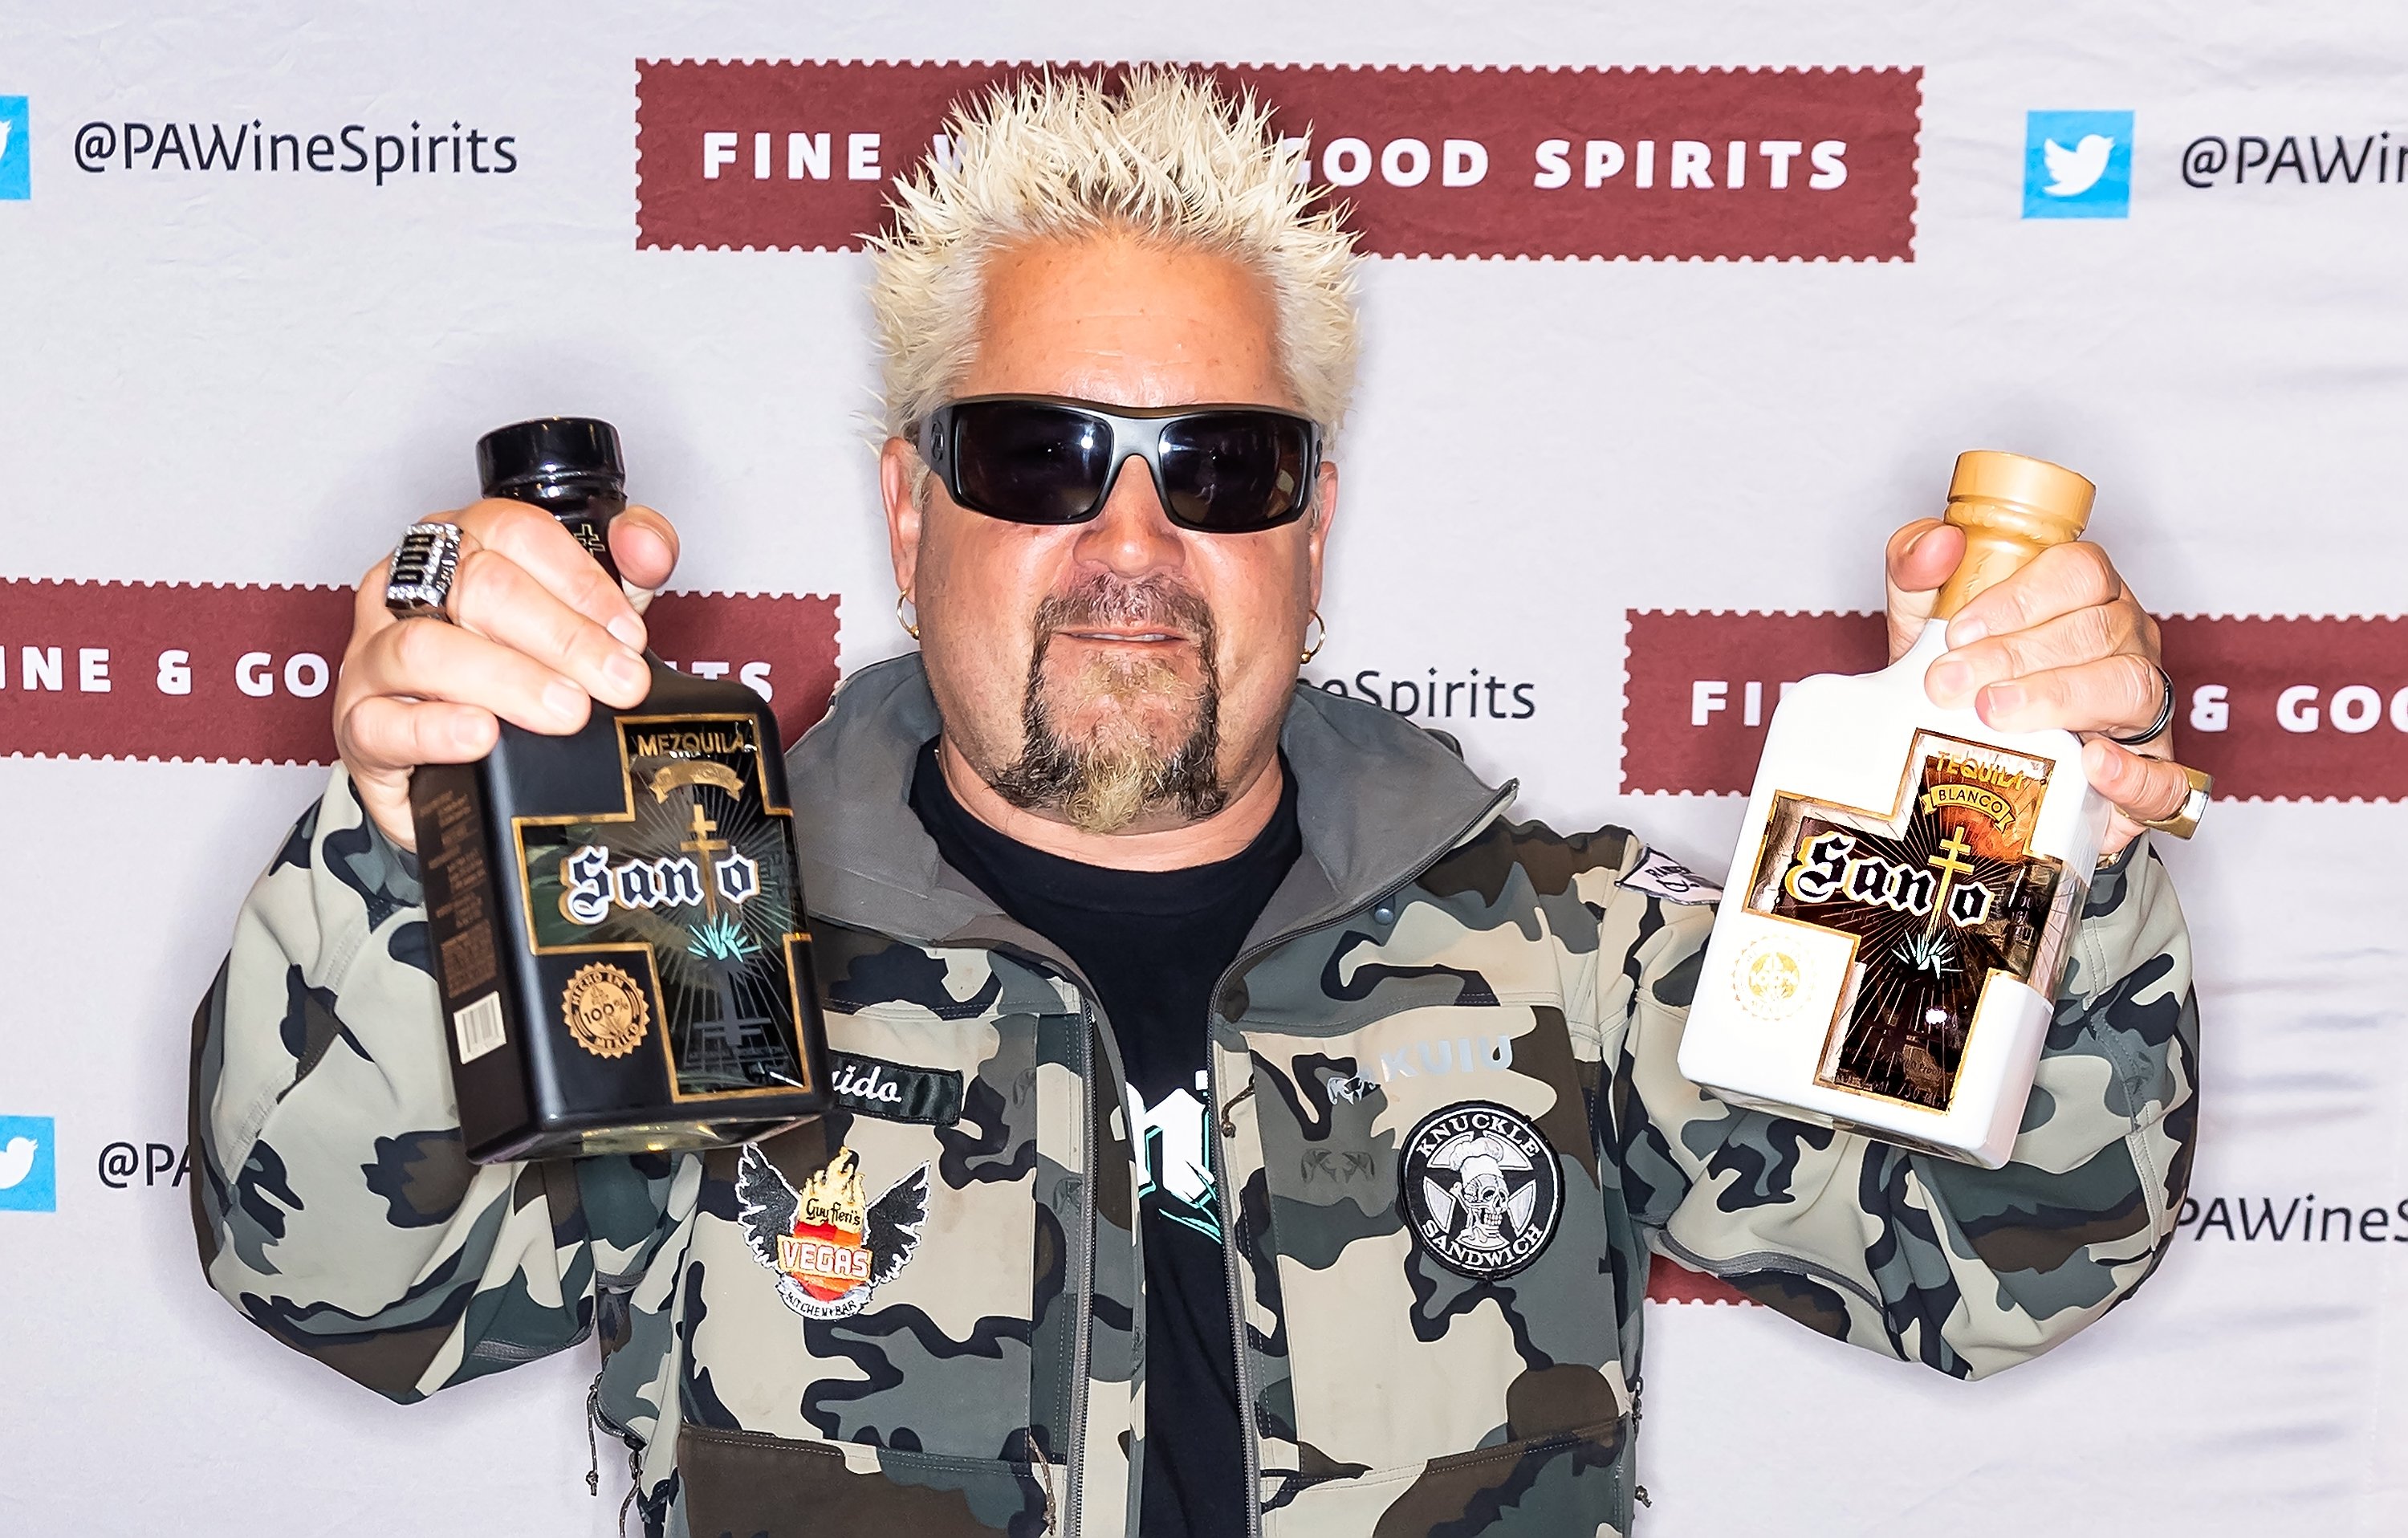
left=475, top=417, right=624, bottom=497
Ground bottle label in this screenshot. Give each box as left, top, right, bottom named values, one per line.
left=514, top=713, right=811, bottom=1100
left=1741, top=731, right=2074, bottom=1112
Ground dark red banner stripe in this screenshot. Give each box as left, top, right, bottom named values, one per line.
left=1646, top=1266, right=1755, bottom=1307
left=0, top=579, right=839, bottom=766
left=635, top=60, right=1920, bottom=261
left=1622, top=609, right=2408, bottom=801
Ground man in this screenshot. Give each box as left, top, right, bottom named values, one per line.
left=190, top=70, right=2199, bottom=1538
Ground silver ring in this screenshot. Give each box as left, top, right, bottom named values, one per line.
left=384, top=522, right=464, bottom=620
left=2106, top=660, right=2175, bottom=747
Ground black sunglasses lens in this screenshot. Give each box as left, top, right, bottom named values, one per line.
left=1158, top=413, right=1311, bottom=530
left=950, top=403, right=1114, bottom=524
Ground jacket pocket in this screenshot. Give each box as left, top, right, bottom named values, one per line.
left=677, top=1424, right=1049, bottom=1538
left=677, top=1007, right=1045, bottom=1460
left=1263, top=1417, right=1629, bottom=1538
left=1235, top=1006, right=1626, bottom=1477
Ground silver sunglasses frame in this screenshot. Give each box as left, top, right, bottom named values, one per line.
left=913, top=393, right=1323, bottom=530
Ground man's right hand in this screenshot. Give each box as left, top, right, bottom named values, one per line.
left=334, top=499, right=682, bottom=851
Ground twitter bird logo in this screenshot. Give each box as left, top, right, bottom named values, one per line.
left=0, top=97, right=23, bottom=201
left=0, top=1137, right=34, bottom=1188
left=0, top=1117, right=57, bottom=1210
left=2024, top=111, right=2133, bottom=218
left=2043, top=135, right=2115, bottom=197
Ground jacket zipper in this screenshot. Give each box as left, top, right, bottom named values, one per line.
left=1204, top=1068, right=1263, bottom=1538
left=1063, top=996, right=1097, bottom=1538
left=989, top=953, right=1108, bottom=1536
left=1202, top=783, right=1515, bottom=1538
left=585, top=1367, right=644, bottom=1536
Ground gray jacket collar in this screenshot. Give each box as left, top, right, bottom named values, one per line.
left=787, top=653, right=1514, bottom=956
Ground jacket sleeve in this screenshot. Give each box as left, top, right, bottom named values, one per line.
left=187, top=767, right=681, bottom=1402
left=1609, top=838, right=2199, bottom=1380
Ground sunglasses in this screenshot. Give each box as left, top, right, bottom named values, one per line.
left=913, top=394, right=1322, bottom=532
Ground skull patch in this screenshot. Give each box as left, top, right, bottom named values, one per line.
left=1399, top=1101, right=1563, bottom=1280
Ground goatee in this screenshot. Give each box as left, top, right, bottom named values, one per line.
left=986, top=575, right=1227, bottom=835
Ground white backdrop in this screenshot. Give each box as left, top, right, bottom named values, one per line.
left=3, top=3, right=2406, bottom=1534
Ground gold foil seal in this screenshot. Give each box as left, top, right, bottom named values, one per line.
left=1931, top=451, right=2096, bottom=620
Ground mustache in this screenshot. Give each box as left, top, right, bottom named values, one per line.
left=1032, top=573, right=1217, bottom=641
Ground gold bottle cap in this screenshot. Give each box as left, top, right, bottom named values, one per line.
left=1932, top=451, right=2097, bottom=620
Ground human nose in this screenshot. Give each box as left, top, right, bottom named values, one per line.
left=1072, top=451, right=1186, bottom=578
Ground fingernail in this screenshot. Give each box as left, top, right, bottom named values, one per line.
left=1928, top=660, right=1971, bottom=701
left=1948, top=616, right=1988, bottom=646
left=605, top=649, right=648, bottom=693
left=543, top=679, right=585, bottom=720
left=1983, top=682, right=2026, bottom=717
left=608, top=615, right=646, bottom=649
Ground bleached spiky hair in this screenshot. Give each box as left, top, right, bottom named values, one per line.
left=868, top=67, right=1361, bottom=449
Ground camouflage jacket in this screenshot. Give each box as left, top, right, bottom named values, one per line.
left=190, top=654, right=2199, bottom=1538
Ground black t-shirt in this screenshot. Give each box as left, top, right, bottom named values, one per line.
left=911, top=740, right=1300, bottom=1538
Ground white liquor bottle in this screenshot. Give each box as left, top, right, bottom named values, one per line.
left=1678, top=452, right=2113, bottom=1168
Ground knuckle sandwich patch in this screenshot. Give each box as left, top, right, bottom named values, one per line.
left=1400, top=1101, right=1563, bottom=1281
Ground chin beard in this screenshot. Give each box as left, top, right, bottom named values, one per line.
left=984, top=576, right=1228, bottom=836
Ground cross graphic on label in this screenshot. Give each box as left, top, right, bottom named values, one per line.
left=1743, top=731, right=2070, bottom=1110
left=1924, top=829, right=1978, bottom=930
left=681, top=802, right=729, bottom=916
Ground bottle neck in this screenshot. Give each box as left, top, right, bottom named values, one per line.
left=1930, top=502, right=2077, bottom=620
left=486, top=475, right=626, bottom=583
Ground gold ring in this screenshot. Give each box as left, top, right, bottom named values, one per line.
left=2136, top=763, right=2213, bottom=840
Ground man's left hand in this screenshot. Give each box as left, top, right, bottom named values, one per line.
left=1884, top=519, right=2192, bottom=857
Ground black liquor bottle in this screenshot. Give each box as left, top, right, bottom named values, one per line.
left=410, top=417, right=827, bottom=1162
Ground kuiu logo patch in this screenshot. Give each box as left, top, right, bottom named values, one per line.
left=1378, top=1035, right=1515, bottom=1082
left=1325, top=1072, right=1381, bottom=1104
left=827, top=1050, right=963, bottom=1125
left=1400, top=1102, right=1563, bottom=1280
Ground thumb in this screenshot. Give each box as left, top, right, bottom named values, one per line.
left=1884, top=519, right=1962, bottom=661
left=610, top=505, right=681, bottom=612
left=353, top=767, right=421, bottom=854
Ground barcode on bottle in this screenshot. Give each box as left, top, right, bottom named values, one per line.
left=453, top=993, right=506, bottom=1064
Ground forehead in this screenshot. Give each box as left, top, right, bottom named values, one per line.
left=960, top=233, right=1293, bottom=410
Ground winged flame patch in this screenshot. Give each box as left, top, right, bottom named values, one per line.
left=736, top=1142, right=930, bottom=1320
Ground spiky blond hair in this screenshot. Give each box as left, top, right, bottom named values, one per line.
left=868, top=67, right=1361, bottom=448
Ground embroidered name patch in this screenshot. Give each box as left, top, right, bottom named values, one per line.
left=1400, top=1101, right=1563, bottom=1281
left=828, top=1050, right=964, bottom=1125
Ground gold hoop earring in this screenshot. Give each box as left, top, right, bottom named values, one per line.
left=897, top=588, right=921, bottom=641
left=1299, top=610, right=1326, bottom=666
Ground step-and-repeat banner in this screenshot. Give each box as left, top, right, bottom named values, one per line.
left=3, top=6, right=2404, bottom=1534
